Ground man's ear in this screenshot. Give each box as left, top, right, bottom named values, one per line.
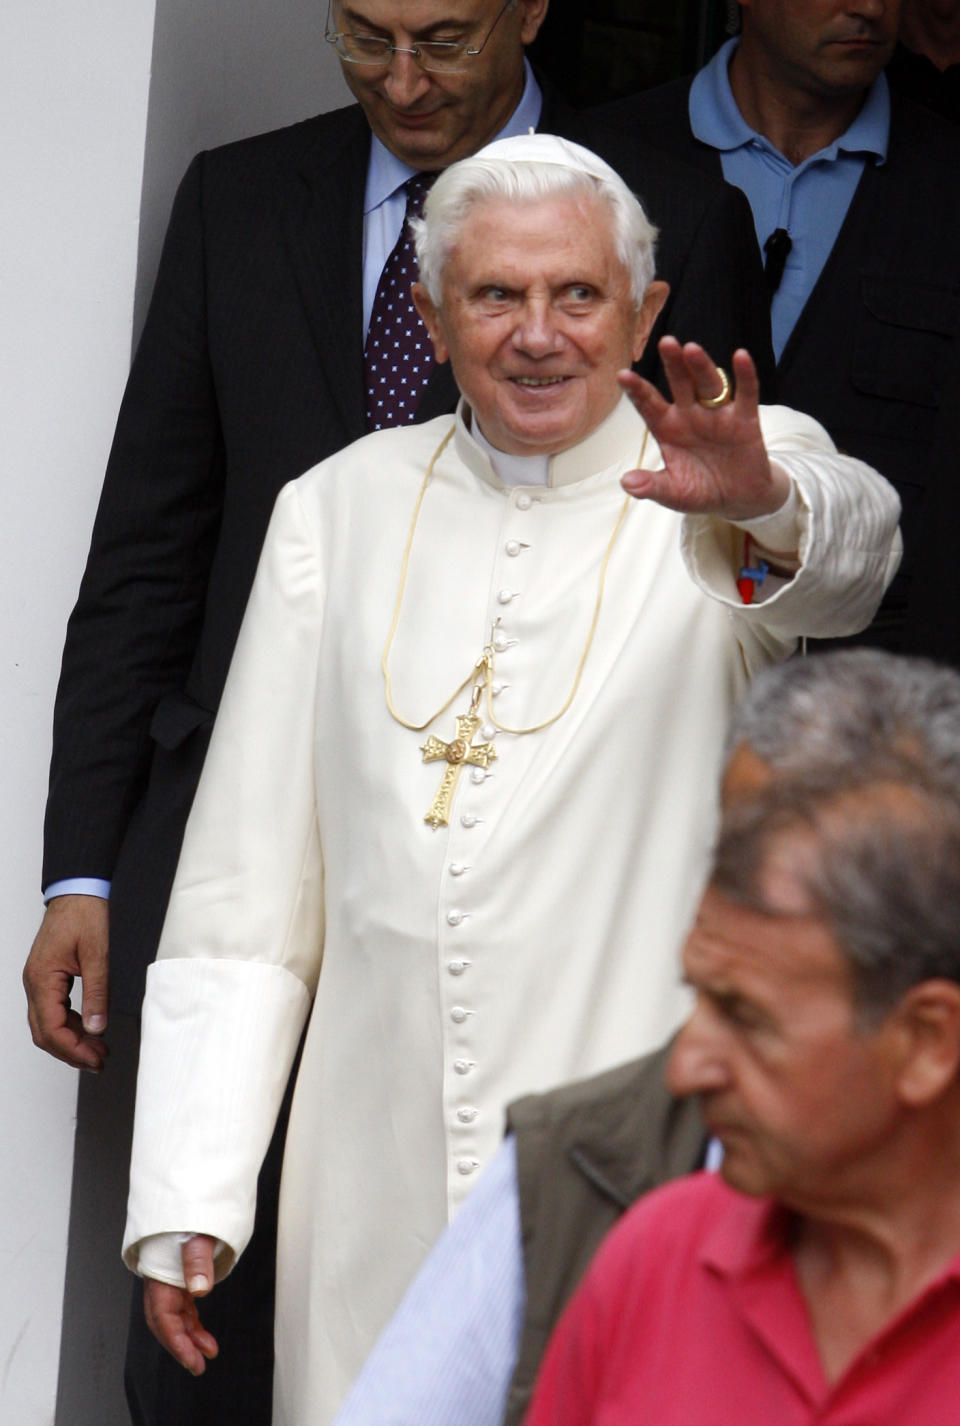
left=518, top=0, right=550, bottom=47
left=412, top=282, right=449, bottom=364
left=892, top=980, right=960, bottom=1108
left=631, top=280, right=670, bottom=362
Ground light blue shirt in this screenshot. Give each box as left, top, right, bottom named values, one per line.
left=362, top=60, right=542, bottom=333
left=332, top=1136, right=525, bottom=1426
left=689, top=38, right=890, bottom=361
left=331, top=1132, right=721, bottom=1426
left=46, top=66, right=542, bottom=908
left=45, top=875, right=111, bottom=901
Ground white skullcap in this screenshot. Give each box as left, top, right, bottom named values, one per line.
left=473, top=132, right=622, bottom=186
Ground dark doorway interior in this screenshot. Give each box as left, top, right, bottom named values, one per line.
left=530, top=0, right=738, bottom=107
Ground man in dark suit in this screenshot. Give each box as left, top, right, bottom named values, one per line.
left=603, top=0, right=960, bottom=654
left=22, top=2, right=772, bottom=1421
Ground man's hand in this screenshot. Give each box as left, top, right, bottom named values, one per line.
left=144, top=1235, right=220, bottom=1376
left=619, top=339, right=789, bottom=520
left=23, top=895, right=110, bottom=1071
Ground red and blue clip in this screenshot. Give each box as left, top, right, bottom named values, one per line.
left=737, top=536, right=769, bottom=605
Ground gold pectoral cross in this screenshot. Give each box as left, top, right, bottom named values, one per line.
left=421, top=709, right=497, bottom=829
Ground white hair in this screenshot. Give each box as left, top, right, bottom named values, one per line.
left=411, top=148, right=658, bottom=308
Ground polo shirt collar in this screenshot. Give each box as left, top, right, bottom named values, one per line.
left=699, top=1181, right=788, bottom=1279
left=689, top=38, right=759, bottom=156
left=700, top=1181, right=960, bottom=1302
left=690, top=36, right=890, bottom=166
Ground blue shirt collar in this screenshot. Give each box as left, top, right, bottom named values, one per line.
left=365, top=59, right=543, bottom=213
left=690, top=36, right=889, bottom=165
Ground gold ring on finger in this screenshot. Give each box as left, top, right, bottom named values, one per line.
left=697, top=367, right=732, bottom=409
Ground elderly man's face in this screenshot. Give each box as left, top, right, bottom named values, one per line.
left=668, top=858, right=906, bottom=1210
left=413, top=194, right=668, bottom=456
left=331, top=0, right=548, bottom=170
left=738, top=0, right=900, bottom=98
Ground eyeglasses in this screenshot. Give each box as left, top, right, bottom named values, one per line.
left=325, top=0, right=515, bottom=73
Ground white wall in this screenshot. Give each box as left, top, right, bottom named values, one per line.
left=0, top=8, right=157, bottom=1421
left=0, top=5, right=347, bottom=1420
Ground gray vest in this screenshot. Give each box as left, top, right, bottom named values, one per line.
left=502, top=1043, right=706, bottom=1426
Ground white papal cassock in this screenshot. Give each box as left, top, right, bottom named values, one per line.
left=124, top=395, right=900, bottom=1424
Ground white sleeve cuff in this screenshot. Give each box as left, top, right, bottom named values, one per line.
left=136, top=1232, right=231, bottom=1287
left=124, top=957, right=311, bottom=1280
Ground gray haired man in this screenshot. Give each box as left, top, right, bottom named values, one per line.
left=528, top=647, right=960, bottom=1425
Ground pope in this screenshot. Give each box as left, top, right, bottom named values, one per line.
left=122, top=133, right=900, bottom=1426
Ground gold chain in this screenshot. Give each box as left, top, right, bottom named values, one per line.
left=382, top=423, right=648, bottom=737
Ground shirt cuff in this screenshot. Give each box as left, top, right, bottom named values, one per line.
left=44, top=878, right=111, bottom=903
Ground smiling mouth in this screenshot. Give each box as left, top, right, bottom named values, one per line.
left=511, top=376, right=569, bottom=387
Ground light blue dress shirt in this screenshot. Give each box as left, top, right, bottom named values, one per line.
left=689, top=38, right=890, bottom=361
left=332, top=1136, right=525, bottom=1426
left=45, top=875, right=111, bottom=901
left=46, top=66, right=542, bottom=907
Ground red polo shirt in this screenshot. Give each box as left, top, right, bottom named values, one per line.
left=524, top=1172, right=960, bottom=1425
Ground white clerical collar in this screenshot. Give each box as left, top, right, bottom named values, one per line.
left=470, top=416, right=549, bottom=486
left=456, top=396, right=650, bottom=491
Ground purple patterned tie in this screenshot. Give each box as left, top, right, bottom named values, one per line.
left=364, top=173, right=436, bottom=431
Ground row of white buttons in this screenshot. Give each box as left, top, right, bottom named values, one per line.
left=450, top=895, right=477, bottom=1141
left=446, top=854, right=477, bottom=1123
left=494, top=531, right=524, bottom=684
left=444, top=615, right=513, bottom=1177
left=499, top=516, right=532, bottom=604
left=451, top=511, right=527, bottom=1182
left=460, top=725, right=496, bottom=827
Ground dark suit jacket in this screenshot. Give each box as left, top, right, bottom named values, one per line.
left=902, top=330, right=960, bottom=666
left=43, top=95, right=774, bottom=1011
left=600, top=80, right=960, bottom=653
